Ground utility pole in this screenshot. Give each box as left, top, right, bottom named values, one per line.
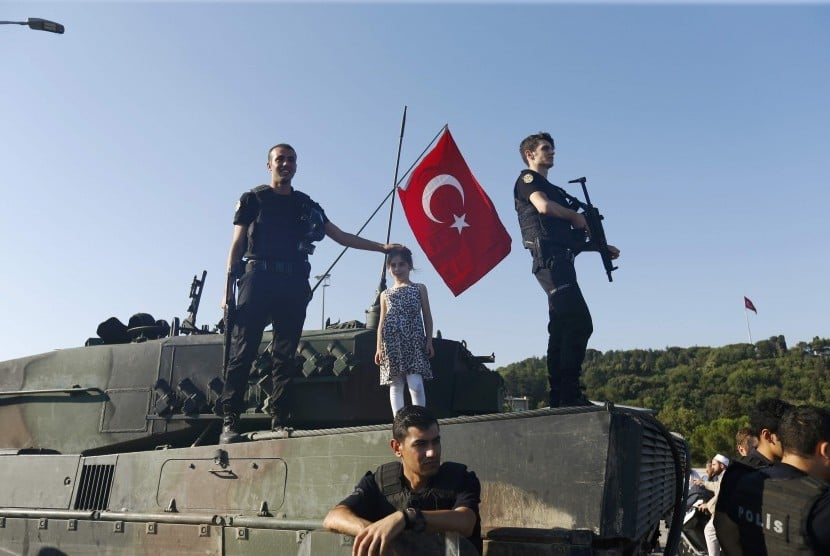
left=314, top=274, right=331, bottom=329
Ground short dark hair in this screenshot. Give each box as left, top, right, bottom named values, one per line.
left=267, top=143, right=296, bottom=162
left=749, top=398, right=794, bottom=436
left=519, top=132, right=554, bottom=165
left=735, top=426, right=757, bottom=451
left=392, top=405, right=438, bottom=442
left=387, top=246, right=414, bottom=270
left=777, top=405, right=830, bottom=458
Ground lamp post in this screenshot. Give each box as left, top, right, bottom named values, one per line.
left=314, top=274, right=331, bottom=329
left=0, top=17, right=65, bottom=34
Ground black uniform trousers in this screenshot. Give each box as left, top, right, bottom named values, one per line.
left=218, top=266, right=311, bottom=422
left=533, top=251, right=593, bottom=407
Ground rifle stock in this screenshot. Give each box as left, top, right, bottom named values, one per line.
left=222, top=271, right=237, bottom=379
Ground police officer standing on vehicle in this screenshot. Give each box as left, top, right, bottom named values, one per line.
left=724, top=405, right=830, bottom=555
left=514, top=132, right=619, bottom=407
left=216, top=143, right=399, bottom=444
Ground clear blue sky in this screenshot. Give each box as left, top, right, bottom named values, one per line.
left=1, top=1, right=828, bottom=368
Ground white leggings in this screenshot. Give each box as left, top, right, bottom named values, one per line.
left=389, top=373, right=426, bottom=416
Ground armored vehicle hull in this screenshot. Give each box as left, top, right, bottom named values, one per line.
left=0, top=275, right=688, bottom=554
left=1, top=406, right=686, bottom=555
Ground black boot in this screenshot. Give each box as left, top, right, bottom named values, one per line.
left=219, top=409, right=242, bottom=444
left=560, top=380, right=593, bottom=407
left=271, top=414, right=292, bottom=434
left=560, top=394, right=594, bottom=407
left=548, top=392, right=561, bottom=409
left=268, top=405, right=292, bottom=432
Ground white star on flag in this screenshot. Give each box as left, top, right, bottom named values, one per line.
left=450, top=214, right=470, bottom=234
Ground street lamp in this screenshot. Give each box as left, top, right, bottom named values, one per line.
left=0, top=17, right=65, bottom=34
left=314, top=274, right=331, bottom=329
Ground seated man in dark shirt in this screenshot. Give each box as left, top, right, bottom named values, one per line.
left=323, top=405, right=482, bottom=555
left=729, top=405, right=830, bottom=555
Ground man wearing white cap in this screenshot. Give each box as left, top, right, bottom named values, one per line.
left=693, top=454, right=729, bottom=555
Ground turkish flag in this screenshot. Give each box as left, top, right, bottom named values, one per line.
left=744, top=296, right=758, bottom=314
left=399, top=128, right=511, bottom=296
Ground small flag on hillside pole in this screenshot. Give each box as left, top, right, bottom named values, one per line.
left=743, top=296, right=757, bottom=344
left=398, top=128, right=511, bottom=296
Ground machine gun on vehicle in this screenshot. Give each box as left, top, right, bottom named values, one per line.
left=567, top=177, right=618, bottom=282
left=180, top=270, right=207, bottom=333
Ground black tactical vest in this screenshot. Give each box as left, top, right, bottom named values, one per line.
left=737, top=476, right=828, bottom=556
left=375, top=461, right=468, bottom=511
left=513, top=170, right=579, bottom=252
left=375, top=461, right=482, bottom=555
left=245, top=186, right=318, bottom=261
left=759, top=476, right=828, bottom=555
left=716, top=459, right=765, bottom=556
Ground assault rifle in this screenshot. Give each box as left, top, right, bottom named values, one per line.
left=222, top=271, right=237, bottom=380
left=567, top=177, right=618, bottom=282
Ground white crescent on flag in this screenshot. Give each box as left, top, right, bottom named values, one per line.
left=421, top=173, right=464, bottom=224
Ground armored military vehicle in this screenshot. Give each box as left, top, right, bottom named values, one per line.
left=0, top=272, right=689, bottom=555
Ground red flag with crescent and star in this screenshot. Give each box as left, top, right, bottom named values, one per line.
left=398, top=128, right=511, bottom=296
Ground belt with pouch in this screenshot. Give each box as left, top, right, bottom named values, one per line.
left=525, top=239, right=575, bottom=264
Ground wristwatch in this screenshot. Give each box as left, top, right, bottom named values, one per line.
left=404, top=507, right=426, bottom=533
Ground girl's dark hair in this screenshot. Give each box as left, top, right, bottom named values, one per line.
left=387, top=246, right=414, bottom=269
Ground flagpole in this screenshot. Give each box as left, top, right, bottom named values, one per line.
left=366, top=106, right=408, bottom=329
left=380, top=106, right=408, bottom=277
left=745, top=308, right=753, bottom=345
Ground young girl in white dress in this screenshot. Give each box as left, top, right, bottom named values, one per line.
left=374, top=247, right=435, bottom=416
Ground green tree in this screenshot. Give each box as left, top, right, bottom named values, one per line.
left=496, top=335, right=830, bottom=464
left=689, top=417, right=745, bottom=464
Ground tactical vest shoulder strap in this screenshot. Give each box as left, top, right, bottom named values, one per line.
left=291, top=189, right=312, bottom=204
left=376, top=461, right=404, bottom=497
left=765, top=474, right=827, bottom=501
left=249, top=186, right=314, bottom=209
left=246, top=185, right=271, bottom=213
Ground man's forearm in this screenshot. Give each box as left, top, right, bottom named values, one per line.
left=322, top=505, right=371, bottom=537
left=545, top=203, right=574, bottom=222
left=339, top=232, right=386, bottom=253
left=423, top=507, right=477, bottom=537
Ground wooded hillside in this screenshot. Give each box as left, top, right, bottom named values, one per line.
left=496, top=336, right=829, bottom=464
